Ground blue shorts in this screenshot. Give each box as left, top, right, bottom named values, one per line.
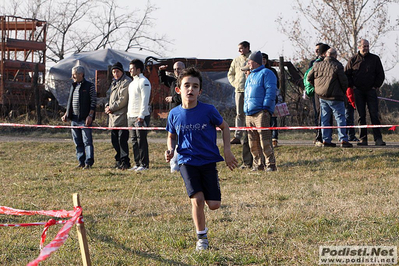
left=179, top=163, right=221, bottom=201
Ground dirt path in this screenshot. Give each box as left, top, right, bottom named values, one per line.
left=1, top=135, right=398, bottom=148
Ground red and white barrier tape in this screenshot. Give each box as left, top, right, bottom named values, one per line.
left=0, top=205, right=82, bottom=266
left=27, top=206, right=82, bottom=266
left=0, top=205, right=76, bottom=218
left=0, top=123, right=397, bottom=131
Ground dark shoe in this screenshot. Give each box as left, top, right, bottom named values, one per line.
left=323, top=142, right=336, bottom=147
left=83, top=164, right=92, bottom=170
left=341, top=141, right=353, bottom=148
left=76, top=164, right=85, bottom=169
left=119, top=162, right=131, bottom=170
left=348, top=136, right=360, bottom=142
left=375, top=139, right=386, bottom=146
left=357, top=140, right=368, bottom=146
left=230, top=137, right=241, bottom=145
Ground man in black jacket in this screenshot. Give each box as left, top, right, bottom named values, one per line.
left=158, top=61, right=185, bottom=109
left=158, top=61, right=185, bottom=172
left=345, top=39, right=386, bottom=146
left=62, top=66, right=97, bottom=169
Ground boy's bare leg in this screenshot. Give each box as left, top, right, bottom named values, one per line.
left=191, top=192, right=206, bottom=231
left=191, top=192, right=221, bottom=231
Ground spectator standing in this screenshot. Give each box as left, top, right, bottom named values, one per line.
left=158, top=61, right=186, bottom=172
left=159, top=61, right=185, bottom=109
left=262, top=53, right=280, bottom=148
left=307, top=48, right=353, bottom=148
left=228, top=41, right=251, bottom=145
left=244, top=51, right=277, bottom=171
left=127, top=59, right=152, bottom=171
left=345, top=39, right=386, bottom=146
left=165, top=67, right=237, bottom=251
left=304, top=43, right=331, bottom=146
left=62, top=65, right=97, bottom=169
left=105, top=62, right=131, bottom=170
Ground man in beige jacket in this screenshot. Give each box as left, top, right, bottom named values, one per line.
left=105, top=62, right=132, bottom=170
left=228, top=41, right=252, bottom=169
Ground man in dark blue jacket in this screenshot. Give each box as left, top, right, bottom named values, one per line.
left=62, top=65, right=97, bottom=169
left=244, top=51, right=277, bottom=171
left=345, top=39, right=386, bottom=146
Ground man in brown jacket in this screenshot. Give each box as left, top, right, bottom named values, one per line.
left=308, top=48, right=352, bottom=148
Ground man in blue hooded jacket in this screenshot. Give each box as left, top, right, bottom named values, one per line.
left=244, top=51, right=277, bottom=172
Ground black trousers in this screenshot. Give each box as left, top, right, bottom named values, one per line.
left=129, top=115, right=151, bottom=168
left=111, top=129, right=130, bottom=165
left=354, top=88, right=382, bottom=141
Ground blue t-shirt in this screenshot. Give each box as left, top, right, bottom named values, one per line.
left=166, top=101, right=224, bottom=166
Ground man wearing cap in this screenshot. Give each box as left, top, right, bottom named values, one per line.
left=62, top=65, right=97, bottom=169
left=228, top=41, right=251, bottom=145
left=105, top=62, right=132, bottom=170
left=244, top=51, right=278, bottom=172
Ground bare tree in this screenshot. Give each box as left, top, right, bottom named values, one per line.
left=123, top=2, right=171, bottom=55
left=1, top=0, right=171, bottom=63
left=87, top=0, right=171, bottom=55
left=276, top=0, right=399, bottom=62
left=46, top=0, right=94, bottom=62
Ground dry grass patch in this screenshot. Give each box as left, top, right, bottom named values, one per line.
left=0, top=135, right=399, bottom=265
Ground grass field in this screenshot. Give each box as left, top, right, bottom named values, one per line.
left=1, top=130, right=399, bottom=265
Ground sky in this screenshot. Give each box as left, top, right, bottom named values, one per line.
left=123, top=0, right=399, bottom=81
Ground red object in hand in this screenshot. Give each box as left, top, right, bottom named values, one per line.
left=346, top=87, right=356, bottom=109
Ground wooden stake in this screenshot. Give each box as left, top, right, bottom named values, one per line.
left=73, top=193, right=92, bottom=266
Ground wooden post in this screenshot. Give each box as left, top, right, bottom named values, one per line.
left=73, top=193, right=92, bottom=266
left=33, top=63, right=41, bottom=125
left=279, top=56, right=286, bottom=127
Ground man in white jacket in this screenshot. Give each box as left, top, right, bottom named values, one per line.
left=127, top=59, right=152, bottom=171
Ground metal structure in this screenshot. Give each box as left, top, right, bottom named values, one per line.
left=0, top=15, right=47, bottom=111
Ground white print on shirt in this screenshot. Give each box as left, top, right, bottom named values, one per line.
left=176, top=123, right=208, bottom=131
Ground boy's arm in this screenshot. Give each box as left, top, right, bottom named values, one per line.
left=218, top=120, right=238, bottom=171
left=165, top=132, right=177, bottom=162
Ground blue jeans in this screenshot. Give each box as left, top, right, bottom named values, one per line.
left=71, top=120, right=94, bottom=166
left=320, top=99, right=348, bottom=143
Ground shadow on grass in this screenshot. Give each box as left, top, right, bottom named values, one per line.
left=87, top=227, right=190, bottom=266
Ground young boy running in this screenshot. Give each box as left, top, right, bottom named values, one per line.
left=165, top=67, right=238, bottom=251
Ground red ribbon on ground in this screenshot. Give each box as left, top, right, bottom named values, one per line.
left=26, top=206, right=82, bottom=266
left=0, top=205, right=82, bottom=266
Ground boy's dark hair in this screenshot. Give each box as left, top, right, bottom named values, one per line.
left=239, top=41, right=250, bottom=49
left=176, top=67, right=202, bottom=89
left=129, top=59, right=144, bottom=73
